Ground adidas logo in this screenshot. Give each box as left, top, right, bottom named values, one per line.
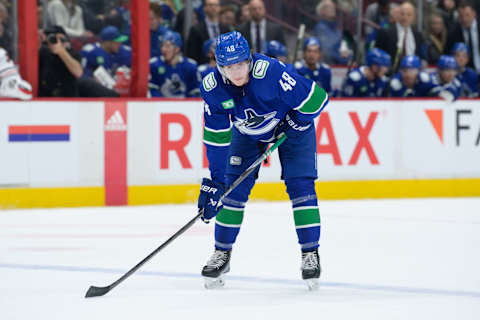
left=104, top=110, right=127, bottom=131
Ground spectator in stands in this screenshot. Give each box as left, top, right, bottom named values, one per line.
left=431, top=55, right=462, bottom=102
left=78, top=0, right=106, bottom=34
left=46, top=0, right=93, bottom=38
left=313, top=0, right=351, bottom=65
left=445, top=1, right=480, bottom=73
left=294, top=37, right=332, bottom=95
left=424, top=11, right=447, bottom=65
left=187, top=0, right=228, bottom=64
left=198, top=39, right=217, bottom=79
left=220, top=5, right=237, bottom=32
left=150, top=3, right=170, bottom=58
left=39, top=25, right=83, bottom=97
left=149, top=31, right=201, bottom=98
left=364, top=0, right=395, bottom=37
left=81, top=26, right=131, bottom=78
left=389, top=55, right=437, bottom=97
left=0, top=2, right=12, bottom=57
left=237, top=3, right=251, bottom=26
left=341, top=48, right=391, bottom=97
left=437, top=0, right=459, bottom=31
left=451, top=42, right=479, bottom=97
left=238, top=0, right=285, bottom=54
left=375, top=1, right=426, bottom=73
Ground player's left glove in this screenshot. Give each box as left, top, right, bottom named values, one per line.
left=198, top=178, right=225, bottom=223
left=276, top=110, right=312, bottom=139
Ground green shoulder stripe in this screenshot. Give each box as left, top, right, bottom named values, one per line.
left=294, top=83, right=328, bottom=114
left=203, top=127, right=232, bottom=146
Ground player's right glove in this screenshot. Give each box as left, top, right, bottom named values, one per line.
left=198, top=178, right=225, bottom=223
left=276, top=110, right=312, bottom=139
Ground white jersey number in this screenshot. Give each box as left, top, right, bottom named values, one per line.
left=279, top=72, right=296, bottom=91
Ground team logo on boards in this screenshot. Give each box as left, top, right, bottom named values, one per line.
left=104, top=110, right=127, bottom=131
left=8, top=125, right=70, bottom=142
left=233, top=108, right=279, bottom=136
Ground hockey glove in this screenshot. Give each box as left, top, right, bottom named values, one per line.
left=198, top=178, right=225, bottom=223
left=276, top=111, right=312, bottom=139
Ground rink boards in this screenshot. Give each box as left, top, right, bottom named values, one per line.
left=0, top=98, right=479, bottom=208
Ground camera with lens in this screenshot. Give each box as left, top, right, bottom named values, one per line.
left=47, top=34, right=58, bottom=44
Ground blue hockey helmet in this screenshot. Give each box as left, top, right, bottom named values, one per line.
left=303, top=37, right=321, bottom=51
left=215, top=31, right=251, bottom=67
left=162, top=30, right=183, bottom=48
left=366, top=48, right=391, bottom=68
left=265, top=40, right=287, bottom=58
left=451, top=42, right=470, bottom=54
left=438, top=55, right=458, bottom=70
left=400, top=55, right=421, bottom=69
left=202, top=39, right=216, bottom=58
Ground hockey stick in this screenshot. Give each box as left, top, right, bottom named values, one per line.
left=293, top=24, right=305, bottom=63
left=84, top=133, right=287, bottom=298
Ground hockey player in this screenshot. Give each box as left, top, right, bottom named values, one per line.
left=197, top=31, right=329, bottom=290
left=451, top=42, right=479, bottom=98
left=149, top=31, right=201, bottom=97
left=81, top=26, right=132, bottom=77
left=341, top=48, right=391, bottom=97
left=389, top=55, right=437, bottom=97
left=0, top=47, right=32, bottom=100
left=431, top=55, right=462, bottom=103
left=198, top=39, right=217, bottom=79
left=294, top=37, right=332, bottom=94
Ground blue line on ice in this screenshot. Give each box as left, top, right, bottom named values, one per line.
left=1, top=263, right=479, bottom=298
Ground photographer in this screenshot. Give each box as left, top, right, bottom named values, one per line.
left=39, top=26, right=83, bottom=97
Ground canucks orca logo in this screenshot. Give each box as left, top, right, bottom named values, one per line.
left=234, top=108, right=280, bottom=136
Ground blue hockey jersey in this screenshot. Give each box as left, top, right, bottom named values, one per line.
left=457, top=67, right=479, bottom=98
left=341, top=66, right=389, bottom=97
left=149, top=56, right=201, bottom=98
left=294, top=60, right=332, bottom=94
left=430, top=71, right=462, bottom=101
left=81, top=43, right=132, bottom=77
left=200, top=53, right=329, bottom=183
left=389, top=71, right=437, bottom=97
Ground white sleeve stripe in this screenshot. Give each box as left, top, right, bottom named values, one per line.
left=293, top=82, right=316, bottom=111
left=203, top=140, right=230, bottom=147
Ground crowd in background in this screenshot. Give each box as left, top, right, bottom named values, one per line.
left=0, top=0, right=479, bottom=100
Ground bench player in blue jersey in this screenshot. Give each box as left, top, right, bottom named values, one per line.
left=451, top=42, right=479, bottom=98
left=197, top=31, right=329, bottom=290
left=294, top=37, right=332, bottom=95
left=341, top=48, right=391, bottom=97
left=148, top=31, right=201, bottom=98
left=430, top=55, right=462, bottom=102
left=198, top=39, right=217, bottom=79
left=389, top=55, right=437, bottom=97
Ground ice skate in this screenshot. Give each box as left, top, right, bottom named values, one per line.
left=202, top=249, right=231, bottom=289
left=301, top=248, right=321, bottom=291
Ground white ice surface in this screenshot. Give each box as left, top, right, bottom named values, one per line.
left=1, top=198, right=479, bottom=320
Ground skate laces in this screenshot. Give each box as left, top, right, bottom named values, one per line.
left=206, top=250, right=228, bottom=268
left=302, top=251, right=318, bottom=270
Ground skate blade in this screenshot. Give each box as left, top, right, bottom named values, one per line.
left=305, top=279, right=319, bottom=291
left=203, top=276, right=225, bottom=289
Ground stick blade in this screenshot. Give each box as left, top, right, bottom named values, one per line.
left=85, top=285, right=111, bottom=298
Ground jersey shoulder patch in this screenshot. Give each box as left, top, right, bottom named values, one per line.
left=419, top=72, right=430, bottom=83
left=252, top=59, right=270, bottom=79
left=198, top=64, right=208, bottom=73
left=82, top=43, right=95, bottom=52
left=348, top=70, right=362, bottom=82
left=149, top=57, right=158, bottom=64
left=186, top=57, right=198, bottom=66
left=294, top=61, right=303, bottom=69
left=202, top=72, right=217, bottom=92
left=390, top=78, right=402, bottom=91
left=321, top=63, right=331, bottom=70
